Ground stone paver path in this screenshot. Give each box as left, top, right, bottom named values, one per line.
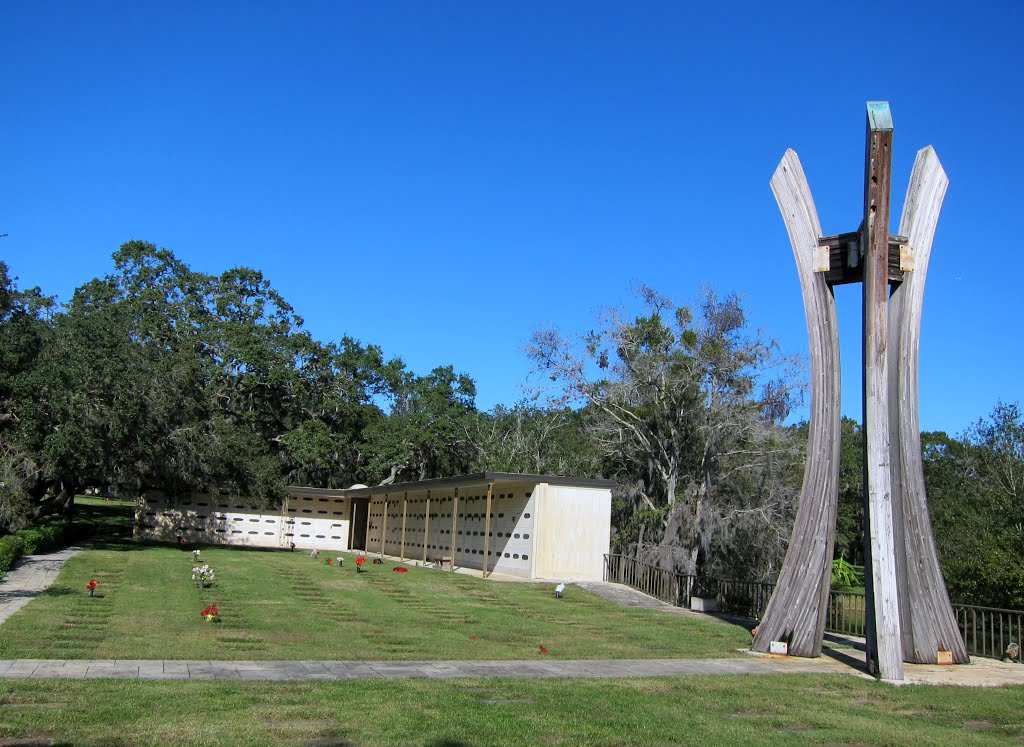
left=1, top=654, right=1021, bottom=685
left=0, top=546, right=85, bottom=625
left=3, top=545, right=1024, bottom=686
left=0, top=656, right=857, bottom=681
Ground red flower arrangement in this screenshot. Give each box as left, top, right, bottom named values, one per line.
left=201, top=603, right=219, bottom=622
left=85, top=579, right=98, bottom=596
left=393, top=566, right=408, bottom=573
left=356, top=555, right=367, bottom=572
left=326, top=557, right=333, bottom=566
left=539, top=645, right=550, bottom=654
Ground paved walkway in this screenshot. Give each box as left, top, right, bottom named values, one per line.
left=2, top=546, right=1024, bottom=686
left=0, top=545, right=86, bottom=624
left=0, top=655, right=858, bottom=681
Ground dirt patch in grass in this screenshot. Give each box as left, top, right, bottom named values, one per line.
left=624, top=681, right=676, bottom=694
left=1, top=697, right=72, bottom=709
left=963, top=720, right=997, bottom=731
left=775, top=725, right=819, bottom=734
left=265, top=719, right=335, bottom=729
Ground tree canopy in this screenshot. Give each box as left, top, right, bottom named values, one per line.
left=0, top=243, right=475, bottom=528
left=526, top=286, right=803, bottom=578
left=923, top=403, right=1024, bottom=608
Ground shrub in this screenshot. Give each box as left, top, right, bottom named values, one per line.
left=16, top=527, right=43, bottom=554
left=36, top=523, right=68, bottom=551
left=0, top=534, right=26, bottom=578
left=14, top=523, right=68, bottom=555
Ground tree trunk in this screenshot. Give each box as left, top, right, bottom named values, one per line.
left=27, top=481, right=77, bottom=525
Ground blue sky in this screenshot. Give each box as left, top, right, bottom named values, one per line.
left=2, top=2, right=1021, bottom=436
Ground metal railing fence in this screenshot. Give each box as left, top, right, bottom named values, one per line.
left=603, top=553, right=1022, bottom=663
left=954, top=604, right=1024, bottom=662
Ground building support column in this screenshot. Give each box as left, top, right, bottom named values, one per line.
left=482, top=482, right=493, bottom=577
left=400, top=493, right=408, bottom=561
left=422, top=491, right=431, bottom=565
left=449, top=488, right=459, bottom=571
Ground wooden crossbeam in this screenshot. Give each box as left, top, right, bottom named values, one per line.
left=816, top=232, right=910, bottom=286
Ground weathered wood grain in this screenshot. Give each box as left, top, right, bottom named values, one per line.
left=817, top=232, right=908, bottom=286
left=861, top=107, right=904, bottom=680
left=752, top=149, right=841, bottom=658
left=888, top=146, right=969, bottom=664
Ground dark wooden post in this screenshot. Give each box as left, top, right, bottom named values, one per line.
left=860, top=101, right=904, bottom=680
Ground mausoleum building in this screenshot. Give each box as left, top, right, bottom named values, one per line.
left=134, top=472, right=614, bottom=581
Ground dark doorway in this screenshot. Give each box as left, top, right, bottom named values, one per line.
left=350, top=498, right=370, bottom=550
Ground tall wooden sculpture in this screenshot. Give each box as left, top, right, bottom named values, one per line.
left=751, top=102, right=967, bottom=680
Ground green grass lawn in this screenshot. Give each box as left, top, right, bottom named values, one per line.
left=1, top=674, right=1022, bottom=746
left=72, top=495, right=138, bottom=541
left=0, top=534, right=750, bottom=661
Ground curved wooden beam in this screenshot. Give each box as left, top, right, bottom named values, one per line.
left=888, top=146, right=969, bottom=664
left=752, top=150, right=841, bottom=657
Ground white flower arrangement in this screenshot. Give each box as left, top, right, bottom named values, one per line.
left=191, top=564, right=215, bottom=588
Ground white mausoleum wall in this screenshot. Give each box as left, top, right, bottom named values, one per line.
left=532, top=483, right=612, bottom=581
left=363, top=484, right=538, bottom=577
left=135, top=491, right=353, bottom=551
